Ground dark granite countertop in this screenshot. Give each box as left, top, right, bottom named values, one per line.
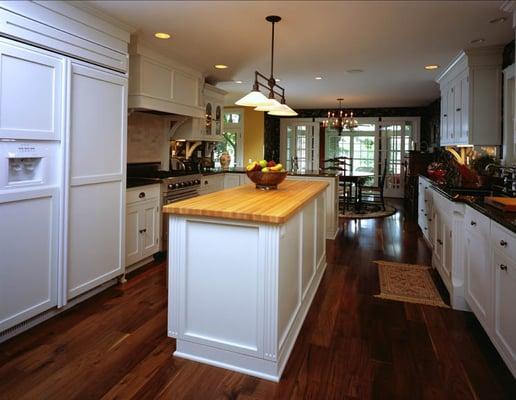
left=126, top=177, right=161, bottom=189
left=425, top=177, right=516, bottom=234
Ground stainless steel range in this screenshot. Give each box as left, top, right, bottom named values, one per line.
left=127, top=163, right=202, bottom=251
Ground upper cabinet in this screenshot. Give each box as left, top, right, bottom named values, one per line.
left=203, top=83, right=227, bottom=138
left=0, top=1, right=129, bottom=72
left=437, top=46, right=503, bottom=147
left=128, top=40, right=205, bottom=118
left=171, top=83, right=227, bottom=141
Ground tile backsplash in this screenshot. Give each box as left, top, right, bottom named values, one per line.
left=127, top=112, right=169, bottom=167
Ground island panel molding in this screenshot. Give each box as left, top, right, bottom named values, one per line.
left=167, top=189, right=327, bottom=381
left=163, top=180, right=329, bottom=224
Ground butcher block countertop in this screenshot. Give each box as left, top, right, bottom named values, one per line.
left=163, top=180, right=329, bottom=224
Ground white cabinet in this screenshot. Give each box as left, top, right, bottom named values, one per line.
left=128, top=41, right=204, bottom=118
left=0, top=1, right=129, bottom=72
left=126, top=185, right=160, bottom=268
left=224, top=173, right=241, bottom=189
left=0, top=188, right=59, bottom=331
left=0, top=38, right=64, bottom=140
left=417, top=176, right=433, bottom=244
left=200, top=174, right=224, bottom=194
left=436, top=46, right=502, bottom=146
left=464, top=207, right=492, bottom=332
left=66, top=61, right=127, bottom=300
left=204, top=83, right=226, bottom=138
left=491, top=222, right=516, bottom=376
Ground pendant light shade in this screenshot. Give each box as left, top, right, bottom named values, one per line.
left=235, top=90, right=272, bottom=107
left=254, top=98, right=282, bottom=111
left=268, top=103, right=298, bottom=116
left=234, top=15, right=295, bottom=114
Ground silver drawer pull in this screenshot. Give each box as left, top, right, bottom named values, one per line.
left=139, top=228, right=147, bottom=234
left=437, top=239, right=443, bottom=245
left=139, top=192, right=145, bottom=199
left=500, top=240, right=507, bottom=247
left=470, top=221, right=476, bottom=226
left=500, top=264, right=508, bottom=271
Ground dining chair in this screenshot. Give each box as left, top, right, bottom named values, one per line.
left=359, top=160, right=388, bottom=211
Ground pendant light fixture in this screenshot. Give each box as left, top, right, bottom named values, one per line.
left=235, top=16, right=297, bottom=116
left=323, top=98, right=359, bottom=134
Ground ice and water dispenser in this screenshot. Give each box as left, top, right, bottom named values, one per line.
left=0, top=141, right=57, bottom=189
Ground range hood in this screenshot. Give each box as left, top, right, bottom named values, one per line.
left=128, top=39, right=205, bottom=118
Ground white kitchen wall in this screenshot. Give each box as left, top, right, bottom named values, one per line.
left=127, top=112, right=169, bottom=168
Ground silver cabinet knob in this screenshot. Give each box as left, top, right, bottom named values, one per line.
left=500, top=240, right=507, bottom=247
left=500, top=264, right=508, bottom=271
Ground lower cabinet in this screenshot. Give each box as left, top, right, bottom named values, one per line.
left=200, top=174, right=224, bottom=194
left=223, top=173, right=241, bottom=189
left=125, top=185, right=160, bottom=269
left=491, top=223, right=516, bottom=376
left=464, top=207, right=492, bottom=332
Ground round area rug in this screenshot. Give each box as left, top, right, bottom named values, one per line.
left=340, top=204, right=397, bottom=219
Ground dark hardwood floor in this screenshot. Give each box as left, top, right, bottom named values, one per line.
left=1, top=200, right=515, bottom=399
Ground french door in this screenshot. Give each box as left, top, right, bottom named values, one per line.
left=379, top=119, right=418, bottom=198
left=280, top=120, right=319, bottom=171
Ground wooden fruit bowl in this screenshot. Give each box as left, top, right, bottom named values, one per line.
left=246, top=171, right=287, bottom=190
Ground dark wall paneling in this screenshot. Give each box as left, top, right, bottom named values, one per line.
left=264, top=115, right=280, bottom=161
left=503, top=39, right=515, bottom=69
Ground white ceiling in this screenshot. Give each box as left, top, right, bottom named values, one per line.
left=87, top=1, right=514, bottom=109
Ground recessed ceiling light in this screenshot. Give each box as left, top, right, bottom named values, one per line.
left=315, top=76, right=323, bottom=80
left=489, top=17, right=506, bottom=24
left=424, top=65, right=440, bottom=70
left=154, top=32, right=171, bottom=39
left=214, top=64, right=228, bottom=69
left=234, top=80, right=243, bottom=84
left=346, top=69, right=364, bottom=74
left=470, top=38, right=486, bottom=44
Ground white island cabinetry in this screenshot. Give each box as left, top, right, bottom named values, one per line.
left=164, top=180, right=328, bottom=381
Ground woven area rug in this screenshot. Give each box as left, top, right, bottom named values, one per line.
left=340, top=205, right=396, bottom=219
left=374, top=260, right=449, bottom=308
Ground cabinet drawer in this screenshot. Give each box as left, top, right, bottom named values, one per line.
left=127, top=184, right=160, bottom=205
left=465, top=206, right=490, bottom=236
left=491, top=222, right=516, bottom=262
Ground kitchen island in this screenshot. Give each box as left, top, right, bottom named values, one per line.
left=163, top=180, right=328, bottom=381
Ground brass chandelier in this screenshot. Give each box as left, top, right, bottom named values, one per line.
left=235, top=16, right=297, bottom=116
left=322, top=98, right=358, bottom=134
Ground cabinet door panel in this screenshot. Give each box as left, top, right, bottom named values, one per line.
left=453, top=80, right=462, bottom=143
left=67, top=62, right=127, bottom=299
left=447, top=86, right=455, bottom=142
left=69, top=63, right=126, bottom=179
left=465, top=228, right=492, bottom=330
left=460, top=74, right=469, bottom=143
left=441, top=89, right=448, bottom=144
left=0, top=191, right=58, bottom=331
left=68, top=181, right=123, bottom=298
left=142, top=202, right=159, bottom=257
left=493, top=250, right=516, bottom=374
left=125, top=205, right=141, bottom=267
left=442, top=220, right=452, bottom=279
left=0, top=39, right=63, bottom=140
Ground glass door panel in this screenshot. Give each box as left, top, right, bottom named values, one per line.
left=284, top=122, right=318, bottom=171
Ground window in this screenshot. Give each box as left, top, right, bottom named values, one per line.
left=214, top=110, right=244, bottom=167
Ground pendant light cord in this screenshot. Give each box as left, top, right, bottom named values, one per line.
left=270, top=20, right=275, bottom=79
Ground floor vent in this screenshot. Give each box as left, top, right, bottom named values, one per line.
left=0, top=308, right=58, bottom=343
